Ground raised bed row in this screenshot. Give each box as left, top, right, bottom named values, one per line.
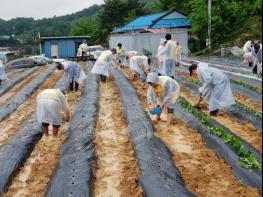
left=0, top=67, right=40, bottom=97
left=0, top=75, right=66, bottom=196
left=45, top=65, right=99, bottom=197
left=181, top=58, right=262, bottom=87
left=0, top=64, right=56, bottom=122
left=174, top=98, right=262, bottom=192
left=175, top=75, right=262, bottom=132
left=110, top=68, right=194, bottom=197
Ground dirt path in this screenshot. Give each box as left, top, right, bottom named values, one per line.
left=122, top=68, right=260, bottom=197
left=0, top=70, right=62, bottom=146
left=176, top=71, right=262, bottom=112
left=180, top=85, right=262, bottom=153
left=3, top=89, right=82, bottom=197
left=93, top=77, right=142, bottom=197
left=0, top=66, right=47, bottom=105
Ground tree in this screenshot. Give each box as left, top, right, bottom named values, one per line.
left=70, top=18, right=99, bottom=44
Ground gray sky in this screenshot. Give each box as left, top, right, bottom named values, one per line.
left=0, top=0, right=104, bottom=20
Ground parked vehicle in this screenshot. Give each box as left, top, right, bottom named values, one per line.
left=6, top=58, right=45, bottom=69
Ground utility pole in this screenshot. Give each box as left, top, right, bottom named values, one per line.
left=208, top=0, right=212, bottom=49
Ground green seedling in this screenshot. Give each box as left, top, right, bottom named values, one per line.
left=178, top=97, right=262, bottom=170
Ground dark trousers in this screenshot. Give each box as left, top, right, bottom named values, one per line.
left=100, top=75, right=107, bottom=83
left=69, top=80, right=79, bottom=91
left=253, top=64, right=258, bottom=74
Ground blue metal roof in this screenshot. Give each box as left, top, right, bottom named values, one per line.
left=112, top=10, right=191, bottom=33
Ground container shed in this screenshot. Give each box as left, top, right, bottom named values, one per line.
left=40, top=36, right=90, bottom=59
left=109, top=9, right=191, bottom=56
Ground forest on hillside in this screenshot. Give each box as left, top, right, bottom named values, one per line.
left=0, top=0, right=262, bottom=54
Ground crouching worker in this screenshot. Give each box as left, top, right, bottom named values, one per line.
left=56, top=61, right=87, bottom=92
left=146, top=73, right=180, bottom=125
left=91, top=48, right=117, bottom=83
left=37, top=89, right=71, bottom=137
left=189, top=63, right=235, bottom=116
left=130, top=55, right=151, bottom=82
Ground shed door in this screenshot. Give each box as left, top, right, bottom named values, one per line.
left=51, top=45, right=59, bottom=58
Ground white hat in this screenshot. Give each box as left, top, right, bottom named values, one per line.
left=160, top=38, right=166, bottom=44
left=147, top=73, right=159, bottom=84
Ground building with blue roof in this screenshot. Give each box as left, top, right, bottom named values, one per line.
left=110, top=9, right=191, bottom=55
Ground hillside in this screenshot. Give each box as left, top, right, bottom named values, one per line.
left=0, top=4, right=102, bottom=38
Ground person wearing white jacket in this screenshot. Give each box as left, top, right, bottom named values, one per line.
left=157, top=34, right=177, bottom=79
left=147, top=72, right=180, bottom=125
left=0, top=60, right=6, bottom=86
left=129, top=55, right=151, bottom=81
left=189, top=63, right=235, bottom=116
left=57, top=61, right=87, bottom=92
left=37, top=89, right=71, bottom=137
left=157, top=38, right=166, bottom=76
left=91, top=48, right=117, bottom=83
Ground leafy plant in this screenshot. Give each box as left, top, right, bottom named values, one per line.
left=142, top=48, right=153, bottom=57
left=182, top=76, right=202, bottom=86
left=230, top=79, right=262, bottom=94
left=235, top=101, right=262, bottom=118
left=178, top=97, right=262, bottom=170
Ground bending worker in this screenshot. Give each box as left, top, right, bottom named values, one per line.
left=147, top=72, right=180, bottom=125
left=130, top=55, right=151, bottom=81
left=0, top=60, right=6, bottom=86
left=56, top=61, right=87, bottom=92
left=91, top=48, right=117, bottom=83
left=189, top=63, right=235, bottom=116
left=37, top=89, right=71, bottom=137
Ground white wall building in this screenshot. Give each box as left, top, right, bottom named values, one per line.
left=109, top=9, right=191, bottom=56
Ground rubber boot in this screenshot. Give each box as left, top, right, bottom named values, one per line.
left=210, top=109, right=219, bottom=116
left=43, top=126, right=49, bottom=136
left=53, top=127, right=59, bottom=137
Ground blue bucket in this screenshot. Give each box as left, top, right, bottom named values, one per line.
left=150, top=107, right=161, bottom=115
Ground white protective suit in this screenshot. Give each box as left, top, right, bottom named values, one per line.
left=147, top=76, right=180, bottom=109
left=130, top=56, right=149, bottom=76
left=158, top=40, right=177, bottom=77
left=126, top=51, right=138, bottom=67
left=62, top=61, right=87, bottom=84
left=175, top=44, right=182, bottom=64
left=91, top=50, right=116, bottom=77
left=0, top=61, right=6, bottom=81
left=37, top=89, right=70, bottom=126
left=157, top=39, right=166, bottom=75
left=197, top=64, right=235, bottom=111
left=243, top=40, right=253, bottom=53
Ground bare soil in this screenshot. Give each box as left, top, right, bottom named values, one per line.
left=93, top=77, right=143, bottom=197
left=180, top=86, right=262, bottom=153
left=0, top=66, right=47, bottom=105
left=3, top=87, right=82, bottom=197
left=0, top=70, right=63, bottom=145
left=122, top=68, right=260, bottom=197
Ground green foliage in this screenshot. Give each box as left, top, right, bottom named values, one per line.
left=235, top=101, right=262, bottom=118
left=70, top=18, right=99, bottom=45
left=142, top=48, right=152, bottom=57
left=178, top=97, right=262, bottom=170
left=230, top=79, right=262, bottom=93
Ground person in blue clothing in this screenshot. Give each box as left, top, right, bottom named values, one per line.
left=56, top=61, right=87, bottom=92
